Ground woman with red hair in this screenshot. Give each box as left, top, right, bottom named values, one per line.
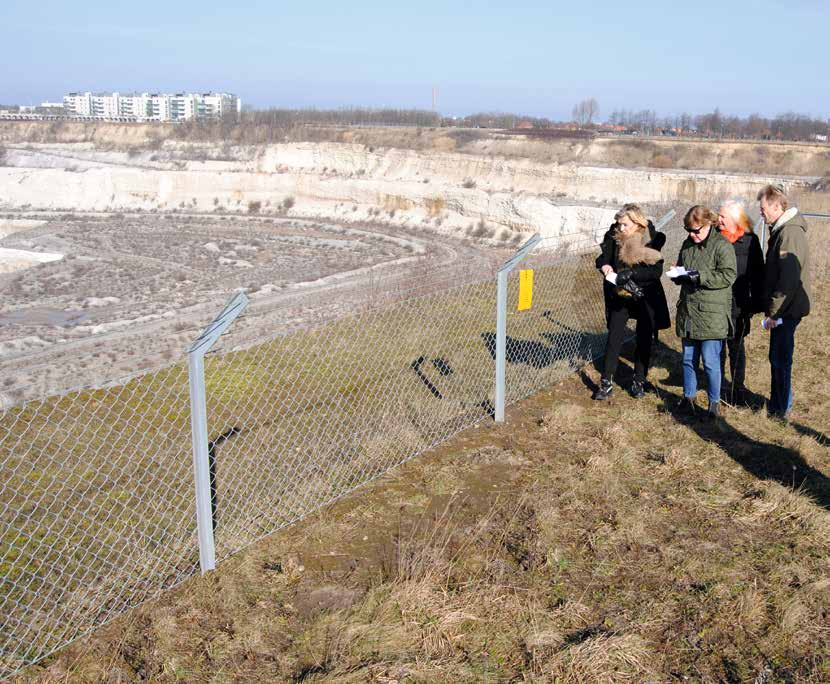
left=717, top=201, right=765, bottom=405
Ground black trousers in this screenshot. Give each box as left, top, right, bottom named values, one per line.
left=720, top=333, right=747, bottom=393
left=602, top=305, right=654, bottom=382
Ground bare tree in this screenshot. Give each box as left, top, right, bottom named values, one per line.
left=585, top=98, right=599, bottom=126
left=572, top=98, right=599, bottom=127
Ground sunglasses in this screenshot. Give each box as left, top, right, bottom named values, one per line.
left=686, top=225, right=705, bottom=234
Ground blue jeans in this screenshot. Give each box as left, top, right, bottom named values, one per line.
left=768, top=317, right=800, bottom=417
left=682, top=339, right=723, bottom=407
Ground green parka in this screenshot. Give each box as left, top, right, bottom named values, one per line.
left=674, top=229, right=737, bottom=340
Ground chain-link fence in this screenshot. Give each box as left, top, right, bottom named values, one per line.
left=0, top=209, right=687, bottom=678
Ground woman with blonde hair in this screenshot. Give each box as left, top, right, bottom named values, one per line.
left=670, top=205, right=737, bottom=418
left=717, top=200, right=765, bottom=404
left=593, top=203, right=670, bottom=400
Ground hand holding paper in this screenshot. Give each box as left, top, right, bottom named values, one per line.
left=761, top=317, right=783, bottom=330
left=604, top=272, right=618, bottom=285
left=666, top=266, right=688, bottom=279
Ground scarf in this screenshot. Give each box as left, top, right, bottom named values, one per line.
left=720, top=223, right=745, bottom=244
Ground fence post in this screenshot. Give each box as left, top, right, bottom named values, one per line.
left=494, top=234, right=542, bottom=422
left=187, top=291, right=249, bottom=574
left=756, top=217, right=767, bottom=250
left=654, top=209, right=676, bottom=231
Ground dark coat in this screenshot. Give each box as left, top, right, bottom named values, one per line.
left=675, top=229, right=737, bottom=340
left=595, top=221, right=671, bottom=331
left=718, top=229, right=765, bottom=338
left=764, top=210, right=811, bottom=320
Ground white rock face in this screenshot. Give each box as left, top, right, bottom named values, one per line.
left=0, top=248, right=64, bottom=274
left=0, top=142, right=806, bottom=246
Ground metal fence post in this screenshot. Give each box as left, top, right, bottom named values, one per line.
left=654, top=209, right=676, bottom=231
left=187, top=291, right=249, bottom=573
left=756, top=217, right=767, bottom=250
left=187, top=352, right=215, bottom=573
left=495, top=233, right=542, bottom=422
left=494, top=269, right=508, bottom=422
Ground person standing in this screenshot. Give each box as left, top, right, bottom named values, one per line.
left=757, top=185, right=811, bottom=420
left=671, top=206, right=737, bottom=418
left=593, top=204, right=670, bottom=400
left=717, top=200, right=765, bottom=405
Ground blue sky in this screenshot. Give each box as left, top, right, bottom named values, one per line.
left=2, top=0, right=827, bottom=119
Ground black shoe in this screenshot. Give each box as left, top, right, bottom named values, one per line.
left=674, top=397, right=697, bottom=417
left=630, top=378, right=645, bottom=399
left=708, top=401, right=721, bottom=418
left=593, top=378, right=613, bottom=401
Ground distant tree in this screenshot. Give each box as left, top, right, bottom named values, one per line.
left=572, top=98, right=599, bottom=127
left=745, top=114, right=768, bottom=139
left=585, top=98, right=599, bottom=126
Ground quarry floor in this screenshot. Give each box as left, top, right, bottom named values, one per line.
left=0, top=211, right=507, bottom=404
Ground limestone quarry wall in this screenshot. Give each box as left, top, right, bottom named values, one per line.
left=3, top=121, right=828, bottom=176
left=0, top=142, right=812, bottom=242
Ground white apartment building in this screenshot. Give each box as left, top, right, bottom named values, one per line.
left=62, top=92, right=241, bottom=122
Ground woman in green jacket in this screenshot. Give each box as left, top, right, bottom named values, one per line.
left=670, top=206, right=737, bottom=418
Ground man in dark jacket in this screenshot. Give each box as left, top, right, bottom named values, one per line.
left=757, top=185, right=811, bottom=419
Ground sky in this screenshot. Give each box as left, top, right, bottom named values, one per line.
left=2, top=0, right=827, bottom=120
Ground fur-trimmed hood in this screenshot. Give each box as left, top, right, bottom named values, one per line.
left=614, top=228, right=662, bottom=266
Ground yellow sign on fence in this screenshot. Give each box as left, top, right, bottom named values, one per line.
left=518, top=269, right=534, bottom=311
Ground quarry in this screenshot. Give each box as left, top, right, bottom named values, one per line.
left=0, top=127, right=825, bottom=404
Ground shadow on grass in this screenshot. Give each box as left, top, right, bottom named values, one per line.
left=481, top=331, right=600, bottom=369
left=790, top=421, right=829, bottom=447
left=650, top=338, right=830, bottom=510
left=651, top=338, right=685, bottom=388
left=655, top=384, right=830, bottom=512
